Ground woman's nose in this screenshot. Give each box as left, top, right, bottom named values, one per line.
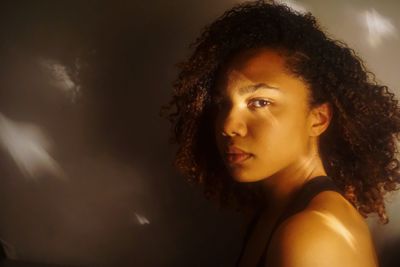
left=219, top=108, right=247, bottom=137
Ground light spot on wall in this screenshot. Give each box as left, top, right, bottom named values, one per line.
left=360, top=8, right=398, bottom=48
left=0, top=113, right=65, bottom=179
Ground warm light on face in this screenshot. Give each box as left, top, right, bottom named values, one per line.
left=213, top=48, right=313, bottom=183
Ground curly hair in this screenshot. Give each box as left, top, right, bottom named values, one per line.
left=161, top=0, right=400, bottom=224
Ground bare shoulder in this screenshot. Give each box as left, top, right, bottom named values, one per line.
left=265, top=191, right=379, bottom=267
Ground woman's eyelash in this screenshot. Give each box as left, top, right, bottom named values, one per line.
left=248, top=99, right=272, bottom=108
left=211, top=97, right=272, bottom=108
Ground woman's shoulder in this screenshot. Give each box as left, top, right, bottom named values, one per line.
left=265, top=190, right=379, bottom=267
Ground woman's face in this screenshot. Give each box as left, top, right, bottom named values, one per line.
left=213, top=47, right=315, bottom=183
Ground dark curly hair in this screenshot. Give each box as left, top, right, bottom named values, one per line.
left=161, top=0, right=400, bottom=224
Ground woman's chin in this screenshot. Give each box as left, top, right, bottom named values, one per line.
left=231, top=172, right=260, bottom=183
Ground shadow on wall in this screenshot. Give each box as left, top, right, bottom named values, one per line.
left=380, top=237, right=400, bottom=267
left=0, top=0, right=245, bottom=266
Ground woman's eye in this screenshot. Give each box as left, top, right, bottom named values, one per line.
left=249, top=99, right=272, bottom=108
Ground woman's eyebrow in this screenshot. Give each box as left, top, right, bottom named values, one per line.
left=239, top=83, right=281, bottom=95
left=213, top=83, right=281, bottom=99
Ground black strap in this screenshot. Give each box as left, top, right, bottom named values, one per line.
left=235, top=207, right=264, bottom=266
left=235, top=176, right=344, bottom=267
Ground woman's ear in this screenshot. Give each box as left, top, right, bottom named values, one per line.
left=308, top=102, right=332, bottom=137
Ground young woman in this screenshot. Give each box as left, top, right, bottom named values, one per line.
left=162, top=1, right=400, bottom=266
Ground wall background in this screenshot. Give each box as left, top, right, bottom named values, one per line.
left=0, top=0, right=398, bottom=266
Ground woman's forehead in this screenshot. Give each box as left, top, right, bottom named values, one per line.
left=214, top=48, right=297, bottom=94
left=226, top=47, right=287, bottom=71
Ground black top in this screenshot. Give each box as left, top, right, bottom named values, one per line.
left=235, top=175, right=345, bottom=267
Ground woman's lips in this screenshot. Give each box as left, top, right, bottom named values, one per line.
left=225, top=153, right=252, bottom=164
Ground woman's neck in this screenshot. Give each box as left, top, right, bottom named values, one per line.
left=261, top=153, right=327, bottom=214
